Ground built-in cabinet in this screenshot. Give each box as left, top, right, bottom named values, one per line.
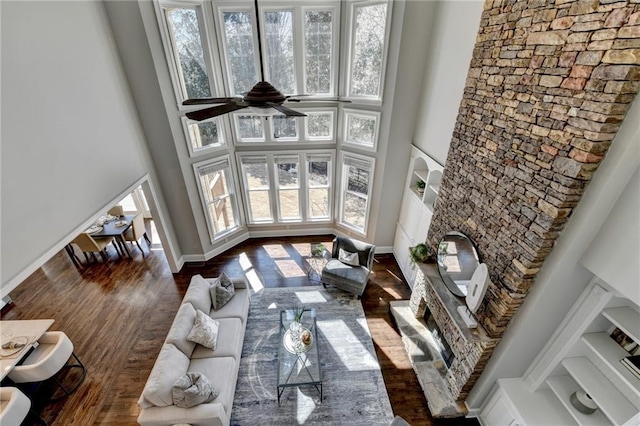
left=393, top=146, right=444, bottom=286
left=478, top=278, right=640, bottom=426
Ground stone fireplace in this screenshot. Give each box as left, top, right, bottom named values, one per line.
left=398, top=0, right=640, bottom=414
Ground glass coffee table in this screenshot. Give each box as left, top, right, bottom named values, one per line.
left=277, top=308, right=322, bottom=405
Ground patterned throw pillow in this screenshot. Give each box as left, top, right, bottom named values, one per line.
left=210, top=272, right=235, bottom=310
left=172, top=372, right=218, bottom=408
left=187, top=310, right=220, bottom=349
left=338, top=248, right=360, bottom=266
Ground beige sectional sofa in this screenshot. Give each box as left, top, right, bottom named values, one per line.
left=137, top=275, right=251, bottom=426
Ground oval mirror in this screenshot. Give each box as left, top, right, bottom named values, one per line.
left=436, top=231, right=481, bottom=297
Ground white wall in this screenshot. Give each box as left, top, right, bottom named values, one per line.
left=466, top=95, right=640, bottom=409
left=1, top=1, right=153, bottom=290
left=372, top=0, right=437, bottom=247
left=581, top=164, right=640, bottom=306
left=412, top=1, right=483, bottom=165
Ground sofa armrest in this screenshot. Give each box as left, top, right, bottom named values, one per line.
left=137, top=402, right=227, bottom=426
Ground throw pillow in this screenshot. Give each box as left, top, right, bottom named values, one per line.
left=187, top=310, right=220, bottom=349
left=210, top=272, right=235, bottom=310
left=172, top=372, right=218, bottom=408
left=338, top=248, right=360, bottom=266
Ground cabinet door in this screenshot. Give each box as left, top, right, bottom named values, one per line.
left=393, top=224, right=416, bottom=285
left=481, top=390, right=521, bottom=426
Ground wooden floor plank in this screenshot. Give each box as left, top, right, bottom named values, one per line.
left=2, top=233, right=477, bottom=425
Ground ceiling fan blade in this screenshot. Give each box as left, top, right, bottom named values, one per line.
left=267, top=103, right=307, bottom=117
left=183, top=97, right=238, bottom=106
left=186, top=102, right=248, bottom=121
left=287, top=98, right=351, bottom=103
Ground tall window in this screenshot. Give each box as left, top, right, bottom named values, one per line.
left=194, top=157, right=241, bottom=241
left=160, top=4, right=214, bottom=103
left=240, top=155, right=273, bottom=222
left=219, top=9, right=259, bottom=96
left=307, top=153, right=332, bottom=220
left=265, top=10, right=296, bottom=94
left=274, top=155, right=301, bottom=220
left=304, top=10, right=334, bottom=95
left=347, top=1, right=390, bottom=101
left=339, top=154, right=374, bottom=234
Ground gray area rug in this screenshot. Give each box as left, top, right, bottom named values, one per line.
left=231, top=286, right=394, bottom=425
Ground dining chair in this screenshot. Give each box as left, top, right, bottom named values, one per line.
left=107, top=205, right=124, bottom=216
left=71, top=233, right=115, bottom=263
left=0, top=387, right=30, bottom=426
left=123, top=213, right=151, bottom=254
left=8, top=331, right=86, bottom=402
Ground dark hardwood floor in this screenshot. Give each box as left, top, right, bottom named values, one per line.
left=2, top=232, right=477, bottom=425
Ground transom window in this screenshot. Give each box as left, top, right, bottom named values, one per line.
left=232, top=109, right=336, bottom=144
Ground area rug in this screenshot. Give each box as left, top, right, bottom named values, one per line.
left=230, top=286, right=394, bottom=425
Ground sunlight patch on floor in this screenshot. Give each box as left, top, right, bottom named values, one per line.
left=246, top=269, right=264, bottom=292
left=294, top=290, right=328, bottom=305
left=296, top=388, right=316, bottom=424
left=263, top=244, right=289, bottom=258
left=275, top=260, right=307, bottom=278
left=317, top=319, right=379, bottom=371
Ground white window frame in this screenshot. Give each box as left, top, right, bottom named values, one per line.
left=154, top=0, right=222, bottom=109
left=341, top=108, right=380, bottom=152
left=344, top=0, right=393, bottom=105
left=181, top=116, right=229, bottom=157
left=237, top=150, right=335, bottom=225
left=232, top=113, right=267, bottom=143
left=193, top=155, right=243, bottom=242
left=338, top=151, right=375, bottom=235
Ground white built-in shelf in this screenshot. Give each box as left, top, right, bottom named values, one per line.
left=603, top=307, right=640, bottom=343
left=547, top=375, right=610, bottom=426
left=582, top=332, right=640, bottom=399
left=413, top=170, right=428, bottom=182
left=427, top=184, right=440, bottom=194
left=562, top=356, right=637, bottom=426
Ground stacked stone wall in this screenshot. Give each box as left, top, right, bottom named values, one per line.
left=427, top=0, right=640, bottom=338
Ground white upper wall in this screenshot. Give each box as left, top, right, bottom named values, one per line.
left=412, top=1, right=483, bottom=165
left=1, top=1, right=152, bottom=288
left=581, top=164, right=640, bottom=306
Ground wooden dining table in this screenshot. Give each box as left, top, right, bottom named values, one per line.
left=0, top=319, right=55, bottom=380
left=89, top=214, right=135, bottom=259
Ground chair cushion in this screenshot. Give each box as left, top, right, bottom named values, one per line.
left=322, top=259, right=369, bottom=284
left=183, top=275, right=212, bottom=314
left=165, top=303, right=197, bottom=357
left=139, top=344, right=189, bottom=408
left=187, top=310, right=219, bottom=350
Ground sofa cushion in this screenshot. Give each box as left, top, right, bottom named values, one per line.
left=139, top=344, right=190, bottom=408
left=165, top=303, right=197, bottom=357
left=183, top=275, right=212, bottom=314
left=210, top=273, right=235, bottom=311
left=187, top=310, right=219, bottom=350
left=172, top=372, right=218, bottom=408
left=191, top=317, right=244, bottom=359
left=209, top=287, right=250, bottom=324
left=188, top=357, right=237, bottom=415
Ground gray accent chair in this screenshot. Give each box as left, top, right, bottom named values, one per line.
left=321, top=236, right=375, bottom=298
